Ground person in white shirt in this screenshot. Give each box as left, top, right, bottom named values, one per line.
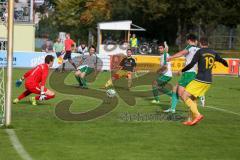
left=77, top=43, right=88, bottom=55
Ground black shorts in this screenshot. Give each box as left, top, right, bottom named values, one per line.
left=56, top=52, right=62, bottom=58
left=63, top=51, right=72, bottom=60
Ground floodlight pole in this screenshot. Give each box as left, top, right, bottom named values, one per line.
left=5, top=0, right=14, bottom=127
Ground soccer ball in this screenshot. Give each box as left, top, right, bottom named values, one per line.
left=106, top=89, right=116, bottom=98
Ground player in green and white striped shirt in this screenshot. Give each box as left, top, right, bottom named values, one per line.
left=151, top=42, right=173, bottom=104
left=164, top=34, right=205, bottom=113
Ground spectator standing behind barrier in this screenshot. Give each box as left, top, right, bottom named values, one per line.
left=130, top=34, right=139, bottom=54
left=77, top=43, right=88, bottom=55
left=62, top=33, right=77, bottom=72
left=41, top=39, right=53, bottom=53
left=53, top=38, right=65, bottom=71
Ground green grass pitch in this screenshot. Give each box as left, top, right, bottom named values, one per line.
left=1, top=69, right=240, bottom=160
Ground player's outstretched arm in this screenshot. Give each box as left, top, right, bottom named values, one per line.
left=23, top=67, right=35, bottom=79
left=167, top=50, right=188, bottom=62
left=215, top=54, right=228, bottom=67
left=15, top=76, right=24, bottom=88
left=16, top=68, right=34, bottom=88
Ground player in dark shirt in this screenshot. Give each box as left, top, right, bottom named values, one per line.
left=119, top=55, right=136, bottom=72
left=105, top=49, right=137, bottom=89
left=181, top=37, right=228, bottom=126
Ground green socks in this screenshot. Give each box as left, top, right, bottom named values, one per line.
left=75, top=76, right=87, bottom=88
left=75, top=76, right=83, bottom=86
left=80, top=78, right=87, bottom=87
left=152, top=86, right=160, bottom=101
left=170, top=92, right=179, bottom=110
left=153, top=85, right=173, bottom=101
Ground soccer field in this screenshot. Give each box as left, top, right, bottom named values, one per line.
left=1, top=69, right=240, bottom=160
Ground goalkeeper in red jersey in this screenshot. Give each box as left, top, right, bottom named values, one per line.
left=13, top=55, right=55, bottom=106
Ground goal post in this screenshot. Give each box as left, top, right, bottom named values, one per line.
left=4, top=0, right=14, bottom=127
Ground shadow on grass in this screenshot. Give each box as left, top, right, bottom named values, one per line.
left=49, top=70, right=174, bottom=122
left=49, top=71, right=119, bottom=121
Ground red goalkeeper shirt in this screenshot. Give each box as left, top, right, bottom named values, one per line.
left=24, top=64, right=49, bottom=88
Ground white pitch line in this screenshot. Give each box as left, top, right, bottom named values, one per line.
left=205, top=105, right=240, bottom=117
left=5, top=129, right=33, bottom=160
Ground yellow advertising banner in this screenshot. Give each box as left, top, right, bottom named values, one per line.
left=170, top=58, right=185, bottom=72
left=212, top=61, right=229, bottom=74
left=133, top=55, right=160, bottom=72
left=131, top=55, right=235, bottom=75
left=133, top=55, right=185, bottom=72
left=133, top=55, right=160, bottom=64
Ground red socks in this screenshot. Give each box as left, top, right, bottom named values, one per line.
left=18, top=90, right=31, bottom=100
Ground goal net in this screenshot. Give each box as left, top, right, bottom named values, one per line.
left=0, top=66, right=5, bottom=126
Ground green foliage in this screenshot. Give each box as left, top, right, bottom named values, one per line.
left=110, top=0, right=170, bottom=25
left=35, top=15, right=58, bottom=39
left=168, top=0, right=240, bottom=34
left=36, top=0, right=240, bottom=45
left=36, top=0, right=111, bottom=41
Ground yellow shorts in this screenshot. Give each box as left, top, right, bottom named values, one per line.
left=113, top=70, right=132, bottom=79
left=185, top=80, right=211, bottom=97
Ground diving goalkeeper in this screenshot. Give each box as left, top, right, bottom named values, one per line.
left=13, top=55, right=56, bottom=106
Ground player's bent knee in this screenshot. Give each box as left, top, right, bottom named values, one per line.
left=80, top=73, right=86, bottom=78
left=172, top=85, right=177, bottom=92
left=75, top=72, right=80, bottom=76
left=178, top=86, right=185, bottom=96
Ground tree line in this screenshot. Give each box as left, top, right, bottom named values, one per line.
left=36, top=0, right=240, bottom=46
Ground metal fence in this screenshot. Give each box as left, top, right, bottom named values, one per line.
left=0, top=0, right=33, bottom=23
left=204, top=25, right=240, bottom=50
left=209, top=36, right=240, bottom=50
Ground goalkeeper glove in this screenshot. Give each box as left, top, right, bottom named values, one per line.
left=16, top=79, right=23, bottom=88
left=39, top=92, right=47, bottom=101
